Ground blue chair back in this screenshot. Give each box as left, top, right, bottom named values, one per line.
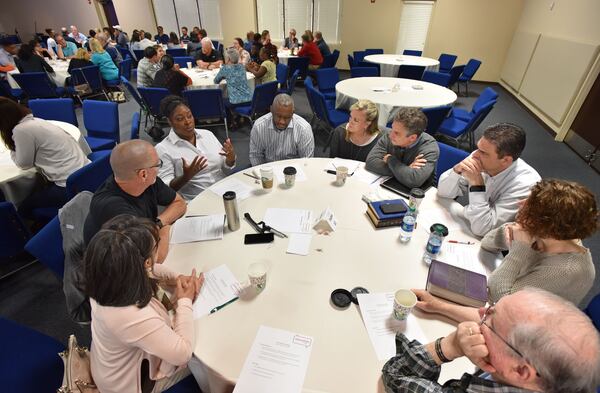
left=331, top=49, right=340, bottom=67
left=287, top=56, right=309, bottom=80
left=131, top=112, right=141, bottom=139
left=320, top=53, right=337, bottom=68
left=83, top=100, right=120, bottom=142
left=163, top=374, right=202, bottom=393
left=71, top=65, right=105, bottom=93
left=24, top=216, right=64, bottom=278
left=283, top=69, right=300, bottom=95
left=119, top=57, right=133, bottom=81
left=436, top=142, right=469, bottom=184
left=173, top=56, right=194, bottom=69
left=403, top=49, right=422, bottom=56
left=121, top=76, right=147, bottom=110
left=446, top=64, right=465, bottom=87
left=347, top=54, right=354, bottom=68
left=351, top=67, right=379, bottom=78
left=423, top=105, right=452, bottom=135
left=315, top=68, right=339, bottom=94
left=472, top=87, right=499, bottom=113
left=422, top=71, right=452, bottom=87
left=11, top=72, right=60, bottom=98
left=133, top=49, right=145, bottom=62
left=461, top=59, right=482, bottom=81
left=0, top=317, right=64, bottom=392
left=365, top=48, right=384, bottom=56
left=276, top=63, right=289, bottom=88
left=303, top=77, right=317, bottom=115
left=166, top=48, right=186, bottom=57
left=118, top=46, right=130, bottom=61
left=250, top=81, right=279, bottom=116
left=28, top=98, right=78, bottom=126
left=66, top=152, right=112, bottom=199
left=138, top=87, right=170, bottom=117
left=355, top=60, right=379, bottom=70
left=585, top=294, right=600, bottom=331
left=0, top=202, right=31, bottom=259
left=182, top=89, right=227, bottom=122
left=398, top=65, right=425, bottom=80
left=438, top=53, right=457, bottom=73
left=353, top=51, right=366, bottom=63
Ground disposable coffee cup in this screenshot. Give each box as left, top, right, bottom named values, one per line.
left=283, top=166, right=297, bottom=188
left=186, top=61, right=192, bottom=69
left=409, top=188, right=425, bottom=210
left=393, top=289, right=417, bottom=321
left=248, top=262, right=267, bottom=292
left=260, top=166, right=274, bottom=190
left=336, top=166, right=348, bottom=186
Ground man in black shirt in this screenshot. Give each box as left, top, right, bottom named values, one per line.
left=195, top=37, right=222, bottom=69
left=83, top=140, right=187, bottom=262
left=154, top=26, right=169, bottom=45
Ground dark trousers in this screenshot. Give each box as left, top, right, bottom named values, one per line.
left=18, top=175, right=68, bottom=221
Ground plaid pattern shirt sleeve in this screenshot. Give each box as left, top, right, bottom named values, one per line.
left=382, top=334, right=538, bottom=393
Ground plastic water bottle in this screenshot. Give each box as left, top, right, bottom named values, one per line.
left=423, top=224, right=449, bottom=265
left=399, top=206, right=417, bottom=243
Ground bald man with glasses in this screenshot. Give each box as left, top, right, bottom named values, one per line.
left=83, top=140, right=186, bottom=262
left=383, top=288, right=600, bottom=393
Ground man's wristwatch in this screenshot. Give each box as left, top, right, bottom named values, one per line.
left=469, top=185, right=486, bottom=192
left=155, top=217, right=164, bottom=229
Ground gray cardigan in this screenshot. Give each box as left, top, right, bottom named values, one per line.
left=365, top=131, right=439, bottom=189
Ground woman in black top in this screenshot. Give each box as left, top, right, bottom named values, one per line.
left=152, top=54, right=192, bottom=96
left=329, top=99, right=381, bottom=162
left=16, top=42, right=55, bottom=74
left=67, top=48, right=94, bottom=74
left=186, top=32, right=202, bottom=59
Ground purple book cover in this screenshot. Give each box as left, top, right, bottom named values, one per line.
left=427, top=260, right=487, bottom=301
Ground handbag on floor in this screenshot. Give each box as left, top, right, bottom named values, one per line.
left=57, top=335, right=99, bottom=393
left=108, top=90, right=126, bottom=103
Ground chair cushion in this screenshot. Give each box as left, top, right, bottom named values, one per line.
left=232, top=105, right=252, bottom=116
left=88, top=150, right=112, bottom=161
left=328, top=109, right=349, bottom=127
left=437, top=117, right=469, bottom=138
left=55, top=87, right=66, bottom=96
left=452, top=108, right=473, bottom=122
left=85, top=136, right=116, bottom=151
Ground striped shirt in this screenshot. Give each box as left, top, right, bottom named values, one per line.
left=249, top=113, right=314, bottom=166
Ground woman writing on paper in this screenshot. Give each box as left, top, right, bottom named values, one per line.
left=413, top=179, right=597, bottom=322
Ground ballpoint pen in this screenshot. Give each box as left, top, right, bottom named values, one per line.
left=243, top=172, right=259, bottom=180
left=210, top=297, right=239, bottom=314
left=448, top=240, right=475, bottom=245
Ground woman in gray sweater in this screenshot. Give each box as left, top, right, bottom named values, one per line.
left=412, top=179, right=597, bottom=322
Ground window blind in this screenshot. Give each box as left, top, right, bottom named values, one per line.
left=198, top=0, right=223, bottom=40
left=257, top=0, right=284, bottom=42
left=152, top=0, right=179, bottom=36
left=313, top=0, right=341, bottom=44
left=173, top=0, right=201, bottom=35
left=284, top=0, right=312, bottom=39
left=396, top=1, right=434, bottom=53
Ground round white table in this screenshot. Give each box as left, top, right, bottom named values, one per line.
left=165, top=158, right=482, bottom=393
left=335, top=77, right=458, bottom=128
left=180, top=67, right=255, bottom=96
left=364, top=54, right=440, bottom=78
left=7, top=58, right=71, bottom=88
left=277, top=49, right=298, bottom=65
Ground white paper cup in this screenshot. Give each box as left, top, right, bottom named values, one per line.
left=260, top=166, right=274, bottom=190
left=186, top=61, right=192, bottom=69
left=248, top=262, right=267, bottom=291
left=335, top=166, right=348, bottom=186
left=393, top=289, right=417, bottom=321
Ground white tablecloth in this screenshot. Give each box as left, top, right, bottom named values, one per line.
left=165, top=158, right=482, bottom=393
left=277, top=49, right=297, bottom=65
left=180, top=67, right=255, bottom=96
left=7, top=59, right=71, bottom=89
left=364, top=54, right=440, bottom=78
left=335, top=77, right=457, bottom=127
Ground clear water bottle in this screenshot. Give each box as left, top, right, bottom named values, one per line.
left=423, top=224, right=449, bottom=264
left=399, top=206, right=417, bottom=243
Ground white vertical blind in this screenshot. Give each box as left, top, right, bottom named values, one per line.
left=313, top=0, right=341, bottom=44
left=284, top=0, right=312, bottom=39
left=257, top=0, right=284, bottom=43
left=198, top=0, right=223, bottom=40
left=396, top=1, right=434, bottom=53
left=174, top=0, right=200, bottom=35
left=152, top=0, right=179, bottom=36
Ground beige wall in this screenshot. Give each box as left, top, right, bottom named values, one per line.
left=220, top=0, right=256, bottom=45
left=112, top=0, right=157, bottom=36
left=425, top=0, right=524, bottom=82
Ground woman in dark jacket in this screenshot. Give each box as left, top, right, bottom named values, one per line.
left=152, top=54, right=192, bottom=96
left=16, top=42, right=55, bottom=74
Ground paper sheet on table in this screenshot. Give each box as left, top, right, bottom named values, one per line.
left=263, top=208, right=313, bottom=234
left=437, top=243, right=488, bottom=275
left=273, top=164, right=307, bottom=183
left=286, top=233, right=312, bottom=256
left=327, top=158, right=361, bottom=174
left=357, top=292, right=427, bottom=361
left=209, top=177, right=254, bottom=201
left=233, top=325, right=313, bottom=393
left=193, top=264, right=240, bottom=319
left=353, top=167, right=387, bottom=185
left=170, top=215, right=225, bottom=244
left=418, top=206, right=466, bottom=234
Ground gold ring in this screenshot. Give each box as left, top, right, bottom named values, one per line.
left=468, top=327, right=473, bottom=336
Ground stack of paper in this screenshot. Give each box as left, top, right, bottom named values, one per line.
left=209, top=177, right=254, bottom=201
left=170, top=215, right=225, bottom=244
left=193, top=264, right=240, bottom=319
left=263, top=208, right=313, bottom=256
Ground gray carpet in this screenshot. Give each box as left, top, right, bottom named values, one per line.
left=0, top=71, right=598, bottom=348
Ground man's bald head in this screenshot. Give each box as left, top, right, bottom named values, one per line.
left=110, top=140, right=157, bottom=181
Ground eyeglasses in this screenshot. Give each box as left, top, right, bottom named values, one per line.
left=136, top=159, right=163, bottom=172
left=480, top=305, right=524, bottom=358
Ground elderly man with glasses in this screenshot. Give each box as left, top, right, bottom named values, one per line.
left=382, top=288, right=600, bottom=393
left=83, top=140, right=187, bottom=263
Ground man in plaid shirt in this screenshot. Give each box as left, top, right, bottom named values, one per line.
left=383, top=288, right=600, bottom=393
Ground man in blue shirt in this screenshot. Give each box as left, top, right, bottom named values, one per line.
left=55, top=34, right=77, bottom=58
left=314, top=31, right=331, bottom=57
left=68, top=25, right=87, bottom=46
left=154, top=26, right=169, bottom=45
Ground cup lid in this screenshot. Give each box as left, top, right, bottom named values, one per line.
left=331, top=289, right=352, bottom=308
left=350, top=287, right=369, bottom=304
left=410, top=188, right=425, bottom=198
left=430, top=223, right=449, bottom=236
left=283, top=166, right=297, bottom=175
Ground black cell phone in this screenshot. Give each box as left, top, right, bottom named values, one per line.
left=380, top=203, right=408, bottom=215
left=244, top=233, right=275, bottom=244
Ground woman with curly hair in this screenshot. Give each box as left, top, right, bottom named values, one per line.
left=413, top=179, right=597, bottom=322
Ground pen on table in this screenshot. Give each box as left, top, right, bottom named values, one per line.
left=448, top=240, right=475, bottom=245
left=243, top=172, right=259, bottom=180
left=324, top=169, right=353, bottom=177
left=210, top=297, right=239, bottom=314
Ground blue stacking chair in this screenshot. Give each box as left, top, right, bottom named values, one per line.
left=121, top=76, right=149, bottom=121
left=436, top=142, right=469, bottom=185
left=119, top=57, right=133, bottom=81
left=0, top=202, right=31, bottom=260
left=331, top=49, right=340, bottom=67
left=28, top=98, right=78, bottom=126
left=398, top=65, right=425, bottom=80
left=71, top=65, right=109, bottom=102
left=280, top=69, right=299, bottom=96
left=445, top=64, right=465, bottom=90
left=351, top=67, right=379, bottom=78
left=403, top=49, right=422, bottom=56
left=166, top=48, right=186, bottom=57
left=0, top=318, right=65, bottom=392
left=304, top=77, right=333, bottom=110
left=138, top=86, right=170, bottom=126
left=133, top=49, right=145, bottom=62
left=438, top=100, right=495, bottom=150
left=163, top=375, right=202, bottom=393
left=453, top=87, right=498, bottom=122
left=11, top=72, right=67, bottom=99
left=458, top=59, right=482, bottom=96
left=287, top=56, right=309, bottom=81
left=66, top=152, right=112, bottom=199
left=182, top=89, right=228, bottom=135
left=173, top=56, right=194, bottom=69
left=276, top=63, right=289, bottom=90
left=83, top=100, right=120, bottom=151
left=585, top=293, right=600, bottom=331
left=307, top=83, right=348, bottom=128
left=130, top=112, right=141, bottom=139
left=355, top=60, right=380, bottom=75
left=25, top=216, right=64, bottom=279
left=231, top=81, right=278, bottom=123
left=423, top=105, right=452, bottom=135
left=353, top=51, right=366, bottom=63
left=365, top=48, right=384, bottom=56
left=314, top=68, right=339, bottom=100
left=347, top=54, right=354, bottom=69
left=320, top=53, right=337, bottom=69
left=438, top=53, right=457, bottom=73
left=118, top=46, right=131, bottom=61
left=422, top=71, right=452, bottom=87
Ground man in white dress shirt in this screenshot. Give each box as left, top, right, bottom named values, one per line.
left=437, top=123, right=540, bottom=236
left=249, top=94, right=314, bottom=166
left=68, top=25, right=87, bottom=46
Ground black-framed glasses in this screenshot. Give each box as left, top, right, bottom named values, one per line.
left=480, top=305, right=525, bottom=358
left=136, top=159, right=163, bottom=172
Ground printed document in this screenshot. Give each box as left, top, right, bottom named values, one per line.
left=209, top=177, right=254, bottom=201
left=286, top=233, right=312, bottom=256
left=233, top=325, right=313, bottom=393
left=193, top=264, right=240, bottom=319
left=170, top=215, right=225, bottom=244
left=263, top=208, right=313, bottom=234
